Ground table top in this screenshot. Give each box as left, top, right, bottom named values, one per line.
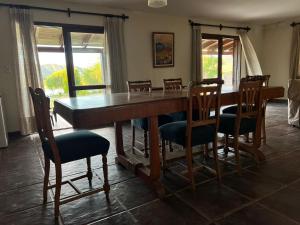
left=54, top=87, right=240, bottom=110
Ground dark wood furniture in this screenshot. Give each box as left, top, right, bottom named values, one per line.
left=54, top=86, right=284, bottom=196
left=29, top=88, right=110, bottom=219
left=127, top=80, right=152, bottom=158
left=219, top=80, right=264, bottom=174
left=163, top=78, right=183, bottom=91
left=160, top=80, right=222, bottom=190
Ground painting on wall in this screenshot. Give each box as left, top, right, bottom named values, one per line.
left=152, top=32, right=174, bottom=68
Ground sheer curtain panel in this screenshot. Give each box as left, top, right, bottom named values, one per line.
left=10, top=8, right=43, bottom=135
left=238, top=30, right=263, bottom=75
left=191, top=26, right=202, bottom=82
left=104, top=17, right=128, bottom=93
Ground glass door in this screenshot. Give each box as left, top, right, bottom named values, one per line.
left=63, top=26, right=105, bottom=97
left=202, top=38, right=220, bottom=79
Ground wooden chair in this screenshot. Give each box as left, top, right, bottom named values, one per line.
left=222, top=75, right=270, bottom=144
left=127, top=80, right=173, bottom=158
left=219, top=80, right=263, bottom=174
left=29, top=87, right=110, bottom=219
left=163, top=78, right=183, bottom=91
left=160, top=79, right=223, bottom=190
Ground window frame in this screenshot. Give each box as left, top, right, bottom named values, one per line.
left=35, top=22, right=105, bottom=97
left=202, top=33, right=239, bottom=81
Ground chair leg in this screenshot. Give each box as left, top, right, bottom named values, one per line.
left=86, top=157, right=93, bottom=186
left=224, top=134, right=229, bottom=155
left=262, top=117, right=267, bottom=144
left=212, top=140, right=222, bottom=183
left=144, top=130, right=149, bottom=158
left=161, top=139, right=167, bottom=174
left=169, top=141, right=174, bottom=152
left=132, top=125, right=136, bottom=154
left=233, top=137, right=242, bottom=175
left=102, top=154, right=110, bottom=201
left=204, top=144, right=209, bottom=160
left=186, top=145, right=195, bottom=190
left=43, top=157, right=50, bottom=204
left=54, top=164, right=62, bottom=219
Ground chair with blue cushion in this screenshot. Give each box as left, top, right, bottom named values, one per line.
left=219, top=80, right=263, bottom=174
left=160, top=79, right=223, bottom=190
left=29, top=87, right=110, bottom=219
left=128, top=80, right=173, bottom=158
left=222, top=75, right=270, bottom=144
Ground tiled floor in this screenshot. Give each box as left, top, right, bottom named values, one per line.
left=1, top=102, right=300, bottom=225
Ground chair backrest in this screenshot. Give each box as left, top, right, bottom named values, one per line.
left=237, top=79, right=263, bottom=119
left=187, top=80, right=222, bottom=136
left=163, top=78, right=182, bottom=91
left=127, top=80, right=152, bottom=93
left=29, top=87, right=61, bottom=163
left=245, top=75, right=271, bottom=87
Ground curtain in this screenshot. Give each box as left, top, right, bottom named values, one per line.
left=238, top=30, right=263, bottom=75
left=233, top=39, right=242, bottom=88
left=10, top=7, right=43, bottom=135
left=104, top=17, right=128, bottom=93
left=290, top=25, right=300, bottom=80
left=191, top=26, right=202, bottom=82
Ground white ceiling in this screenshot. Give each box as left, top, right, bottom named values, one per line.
left=61, top=0, right=300, bottom=24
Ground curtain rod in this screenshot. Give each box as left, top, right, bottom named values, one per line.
left=0, top=2, right=129, bottom=20
left=189, top=20, right=251, bottom=31
left=291, top=22, right=300, bottom=27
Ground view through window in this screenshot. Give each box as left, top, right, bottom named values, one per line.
left=202, top=34, right=238, bottom=89
left=35, top=24, right=105, bottom=106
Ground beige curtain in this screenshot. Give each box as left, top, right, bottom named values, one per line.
left=10, top=8, right=43, bottom=135
left=191, top=26, right=202, bottom=82
left=290, top=25, right=300, bottom=80
left=104, top=17, right=128, bottom=93
left=233, top=39, right=242, bottom=88
left=238, top=30, right=263, bottom=75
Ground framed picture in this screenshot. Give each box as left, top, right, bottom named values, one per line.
left=152, top=32, right=174, bottom=68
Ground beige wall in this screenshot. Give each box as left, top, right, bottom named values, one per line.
left=261, top=22, right=294, bottom=98
left=0, top=0, right=264, bottom=132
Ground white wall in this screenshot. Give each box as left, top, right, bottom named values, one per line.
left=0, top=0, right=264, bottom=132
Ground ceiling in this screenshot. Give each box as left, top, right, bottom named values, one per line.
left=61, top=0, right=300, bottom=24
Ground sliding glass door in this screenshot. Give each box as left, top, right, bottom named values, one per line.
left=35, top=23, right=105, bottom=102
left=202, top=34, right=240, bottom=89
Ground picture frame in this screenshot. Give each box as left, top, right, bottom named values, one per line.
left=152, top=32, right=174, bottom=68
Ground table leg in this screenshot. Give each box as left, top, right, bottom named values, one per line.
left=148, top=116, right=165, bottom=197
left=114, top=122, right=125, bottom=156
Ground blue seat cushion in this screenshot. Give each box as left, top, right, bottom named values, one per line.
left=42, top=130, right=110, bottom=164
left=133, top=114, right=173, bottom=131
left=159, top=121, right=215, bottom=147
left=222, top=105, right=247, bottom=114
left=219, top=113, right=257, bottom=135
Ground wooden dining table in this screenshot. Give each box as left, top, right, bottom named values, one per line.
left=54, top=86, right=284, bottom=196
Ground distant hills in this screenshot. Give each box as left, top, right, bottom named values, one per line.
left=41, top=64, right=65, bottom=78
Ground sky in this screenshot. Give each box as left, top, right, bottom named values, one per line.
left=38, top=52, right=100, bottom=68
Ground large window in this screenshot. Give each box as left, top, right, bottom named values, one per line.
left=35, top=23, right=105, bottom=104
left=202, top=34, right=240, bottom=89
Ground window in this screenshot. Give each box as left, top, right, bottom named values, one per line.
left=202, top=34, right=240, bottom=89
left=35, top=23, right=105, bottom=104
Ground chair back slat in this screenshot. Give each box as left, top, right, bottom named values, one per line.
left=238, top=79, right=263, bottom=116
left=127, top=80, right=152, bottom=93
left=29, top=87, right=61, bottom=164
left=163, top=78, right=182, bottom=91
left=187, top=80, right=222, bottom=130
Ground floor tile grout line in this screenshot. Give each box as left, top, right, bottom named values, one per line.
left=257, top=202, right=300, bottom=225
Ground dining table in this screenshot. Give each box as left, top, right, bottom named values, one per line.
left=54, top=86, right=284, bottom=196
